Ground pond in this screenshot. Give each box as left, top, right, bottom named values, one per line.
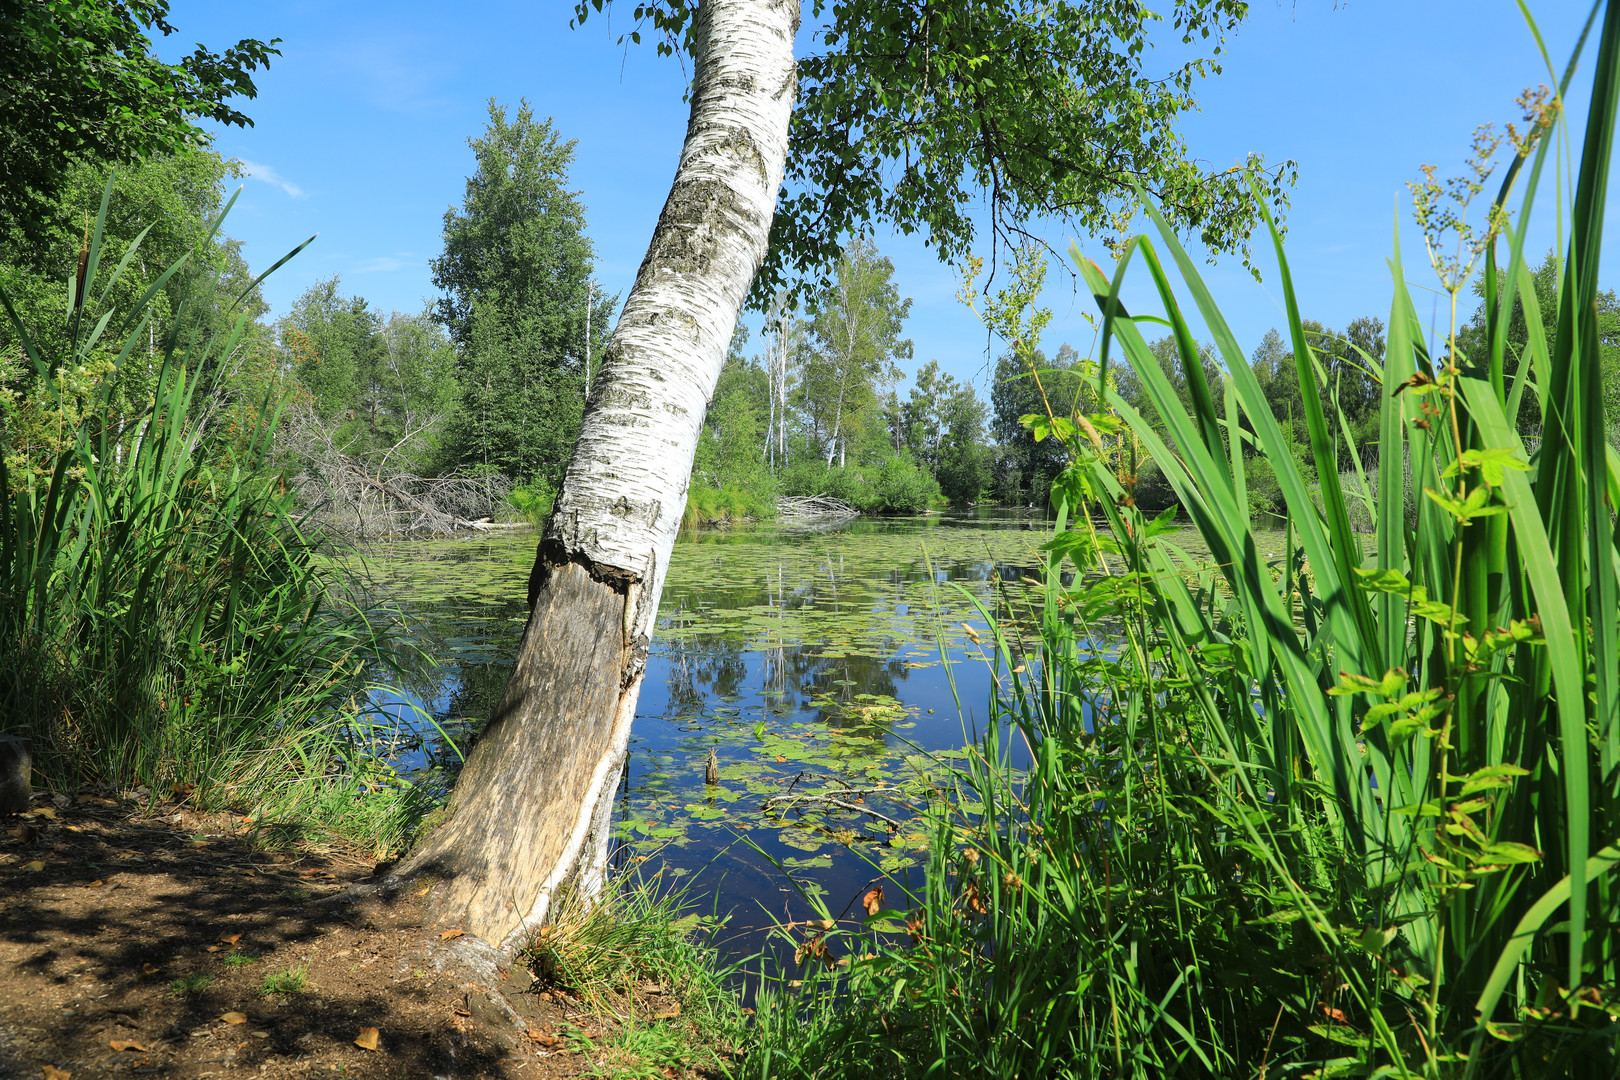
left=362, top=511, right=1287, bottom=958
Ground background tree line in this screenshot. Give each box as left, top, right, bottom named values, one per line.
left=8, top=102, right=1616, bottom=535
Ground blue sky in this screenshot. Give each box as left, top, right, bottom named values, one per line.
left=164, top=1, right=1606, bottom=395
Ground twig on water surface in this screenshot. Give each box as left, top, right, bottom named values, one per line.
left=763, top=787, right=905, bottom=828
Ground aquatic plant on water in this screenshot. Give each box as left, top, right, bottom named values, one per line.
left=742, top=5, right=1620, bottom=1077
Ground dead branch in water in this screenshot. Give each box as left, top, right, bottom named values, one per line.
left=279, top=407, right=515, bottom=538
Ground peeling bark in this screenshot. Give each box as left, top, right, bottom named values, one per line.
left=398, top=0, right=799, bottom=949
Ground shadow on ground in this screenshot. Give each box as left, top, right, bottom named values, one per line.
left=0, top=792, right=592, bottom=1079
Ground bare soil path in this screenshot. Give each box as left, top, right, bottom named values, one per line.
left=0, top=792, right=622, bottom=1080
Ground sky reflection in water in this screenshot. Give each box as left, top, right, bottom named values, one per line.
left=367, top=511, right=1248, bottom=958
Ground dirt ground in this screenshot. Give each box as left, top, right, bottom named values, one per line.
left=0, top=790, right=646, bottom=1080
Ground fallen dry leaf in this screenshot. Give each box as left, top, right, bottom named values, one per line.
left=527, top=1029, right=562, bottom=1048
left=83, top=880, right=103, bottom=888
left=142, top=963, right=159, bottom=975
left=439, top=928, right=465, bottom=941
left=22, top=860, right=44, bottom=872
left=651, top=1003, right=682, bottom=1020
left=42, top=1066, right=71, bottom=1080
left=217, top=932, right=242, bottom=946
left=35, top=807, right=57, bottom=820
left=354, top=1027, right=380, bottom=1051
left=108, top=1040, right=147, bottom=1052
left=862, top=886, right=885, bottom=917
left=220, top=1012, right=248, bottom=1025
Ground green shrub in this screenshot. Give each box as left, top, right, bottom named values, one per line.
left=776, top=455, right=940, bottom=513
left=0, top=174, right=430, bottom=853
left=868, top=452, right=940, bottom=513
left=777, top=459, right=875, bottom=508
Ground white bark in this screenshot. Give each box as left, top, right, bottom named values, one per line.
left=399, top=0, right=799, bottom=949
left=551, top=0, right=798, bottom=605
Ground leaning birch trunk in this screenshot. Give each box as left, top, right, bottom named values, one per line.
left=396, top=0, right=798, bottom=950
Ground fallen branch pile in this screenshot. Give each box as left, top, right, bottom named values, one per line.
left=280, top=407, right=514, bottom=538
left=776, top=494, right=859, bottom=520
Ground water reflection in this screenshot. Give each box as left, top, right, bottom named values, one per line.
left=362, top=512, right=1269, bottom=960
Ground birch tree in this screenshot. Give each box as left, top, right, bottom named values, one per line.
left=397, top=0, right=1293, bottom=950
left=761, top=292, right=801, bottom=467
left=395, top=0, right=798, bottom=948
left=802, top=238, right=911, bottom=467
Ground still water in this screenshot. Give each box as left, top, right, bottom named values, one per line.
left=365, top=512, right=1281, bottom=954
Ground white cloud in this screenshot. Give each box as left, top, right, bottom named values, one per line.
left=239, top=160, right=305, bottom=198
left=353, top=256, right=412, bottom=273
left=343, top=38, right=453, bottom=114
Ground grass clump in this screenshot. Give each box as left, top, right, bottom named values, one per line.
left=508, top=478, right=556, bottom=526
left=682, top=482, right=777, bottom=527
left=524, top=871, right=745, bottom=1078
left=259, top=967, right=308, bottom=996
left=168, top=973, right=213, bottom=996
left=743, top=9, right=1620, bottom=1078
left=222, top=952, right=259, bottom=968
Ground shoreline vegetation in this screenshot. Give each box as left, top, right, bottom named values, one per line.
left=508, top=15, right=1620, bottom=1077
left=5, top=4, right=1620, bottom=1079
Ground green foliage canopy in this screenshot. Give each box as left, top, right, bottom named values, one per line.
left=575, top=0, right=1293, bottom=304
left=0, top=0, right=278, bottom=232
left=801, top=237, right=912, bottom=466
left=430, top=100, right=613, bottom=481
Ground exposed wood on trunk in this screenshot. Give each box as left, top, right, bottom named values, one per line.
left=397, top=0, right=799, bottom=949
left=395, top=559, right=633, bottom=945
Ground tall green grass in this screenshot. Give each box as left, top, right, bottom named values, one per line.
left=683, top=482, right=779, bottom=528
left=0, top=175, right=429, bottom=851
left=525, top=869, right=749, bottom=1077
left=741, top=5, right=1620, bottom=1077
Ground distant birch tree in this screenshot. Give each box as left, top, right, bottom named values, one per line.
left=802, top=238, right=911, bottom=467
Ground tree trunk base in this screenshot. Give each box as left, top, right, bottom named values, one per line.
left=392, top=554, right=641, bottom=949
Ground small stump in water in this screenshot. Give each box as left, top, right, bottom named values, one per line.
left=0, top=735, right=31, bottom=815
